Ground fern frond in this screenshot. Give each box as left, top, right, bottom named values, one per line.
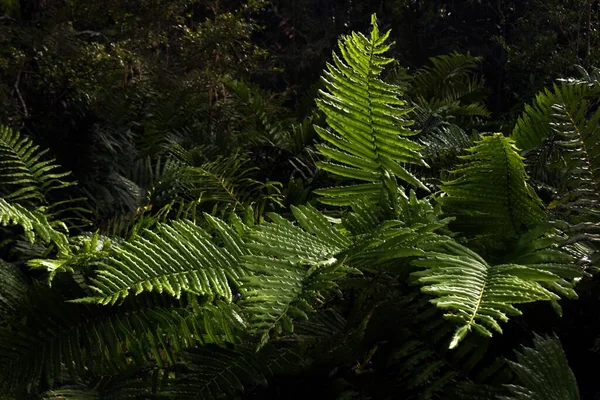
left=411, top=51, right=486, bottom=105
left=439, top=133, right=547, bottom=239
left=411, top=240, right=563, bottom=348
left=314, top=14, right=427, bottom=205
left=0, top=125, right=75, bottom=204
left=503, top=334, right=580, bottom=400
left=81, top=217, right=246, bottom=305
left=241, top=204, right=355, bottom=343
left=0, top=290, right=243, bottom=394
left=0, top=198, right=70, bottom=253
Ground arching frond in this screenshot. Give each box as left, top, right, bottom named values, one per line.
left=81, top=217, right=247, bottom=305
left=0, top=290, right=244, bottom=395
left=411, top=51, right=486, bottom=105
left=0, top=125, right=75, bottom=205
left=504, top=334, right=580, bottom=400
left=439, top=133, right=547, bottom=239
left=411, top=240, right=565, bottom=348
left=314, top=14, right=427, bottom=206
left=511, top=81, right=600, bottom=263
left=0, top=198, right=70, bottom=253
left=241, top=204, right=355, bottom=343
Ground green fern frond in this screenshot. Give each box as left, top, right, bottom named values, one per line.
left=0, top=198, right=70, bottom=253
left=411, top=51, right=486, bottom=105
left=440, top=133, right=547, bottom=239
left=81, top=217, right=246, bottom=305
left=0, top=290, right=242, bottom=394
left=314, top=14, right=427, bottom=205
left=166, top=149, right=283, bottom=216
left=28, top=231, right=114, bottom=285
left=240, top=205, right=355, bottom=343
left=411, top=240, right=563, bottom=348
left=503, top=334, right=580, bottom=400
left=0, top=125, right=75, bottom=205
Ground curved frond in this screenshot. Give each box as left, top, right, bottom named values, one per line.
left=82, top=217, right=247, bottom=305
left=439, top=133, right=547, bottom=239
left=411, top=240, right=563, bottom=348
left=241, top=204, right=355, bottom=343
left=504, top=334, right=580, bottom=400
left=163, top=344, right=303, bottom=399
left=0, top=125, right=75, bottom=205
left=411, top=51, right=486, bottom=105
left=314, top=14, right=427, bottom=205
left=0, top=198, right=70, bottom=253
left=0, top=290, right=243, bottom=395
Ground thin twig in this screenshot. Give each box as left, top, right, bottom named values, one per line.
left=14, top=70, right=29, bottom=118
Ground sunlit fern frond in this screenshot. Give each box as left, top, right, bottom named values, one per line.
left=314, top=14, right=428, bottom=206
left=0, top=125, right=75, bottom=205
left=439, top=133, right=547, bottom=241
left=79, top=217, right=247, bottom=305
left=0, top=198, right=70, bottom=254
left=511, top=81, right=600, bottom=263
left=411, top=239, right=565, bottom=348
left=240, top=204, right=355, bottom=344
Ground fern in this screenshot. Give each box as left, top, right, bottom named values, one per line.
left=411, top=240, right=564, bottom=348
left=163, top=344, right=303, bottom=399
left=81, top=217, right=246, bottom=305
left=0, top=260, right=29, bottom=319
left=410, top=51, right=487, bottom=109
left=314, top=14, right=427, bottom=206
left=0, top=198, right=70, bottom=253
left=503, top=334, right=580, bottom=400
left=241, top=204, right=355, bottom=344
left=0, top=125, right=75, bottom=205
left=0, top=290, right=243, bottom=394
left=439, top=133, right=547, bottom=239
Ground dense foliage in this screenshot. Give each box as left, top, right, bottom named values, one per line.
left=2, top=1, right=600, bottom=399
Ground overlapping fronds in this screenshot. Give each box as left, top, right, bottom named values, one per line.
left=0, top=198, right=69, bottom=253
left=314, top=14, right=427, bottom=205
left=363, top=292, right=510, bottom=399
left=28, top=232, right=114, bottom=285
left=411, top=240, right=564, bottom=348
left=241, top=204, right=355, bottom=343
left=439, top=133, right=547, bottom=239
left=0, top=125, right=75, bottom=204
left=166, top=147, right=283, bottom=216
left=0, top=290, right=243, bottom=394
left=510, top=81, right=600, bottom=262
left=411, top=51, right=487, bottom=106
left=504, top=334, right=580, bottom=400
left=502, top=226, right=582, bottom=305
left=163, top=344, right=303, bottom=399
left=81, top=217, right=247, bottom=305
